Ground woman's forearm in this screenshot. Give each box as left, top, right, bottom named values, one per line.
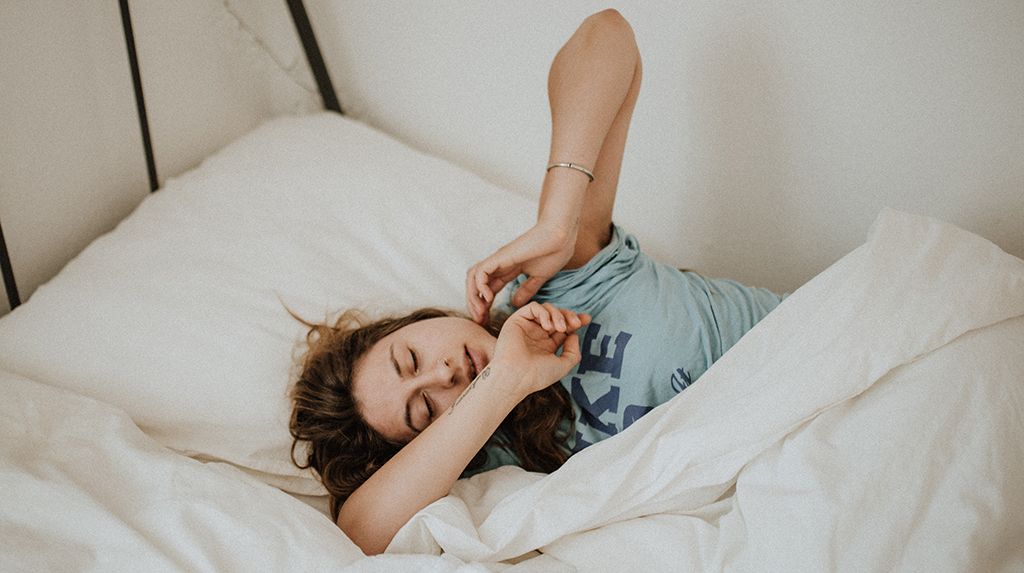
left=463, top=10, right=641, bottom=318
left=539, top=10, right=640, bottom=233
left=337, top=365, right=525, bottom=555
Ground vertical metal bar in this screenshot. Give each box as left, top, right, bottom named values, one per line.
left=286, top=0, right=343, bottom=114
left=118, top=0, right=159, bottom=192
left=0, top=216, right=20, bottom=310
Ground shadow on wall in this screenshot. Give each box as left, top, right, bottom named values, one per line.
left=687, top=14, right=801, bottom=291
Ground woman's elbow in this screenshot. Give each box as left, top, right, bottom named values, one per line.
left=337, top=506, right=391, bottom=556
left=582, top=9, right=635, bottom=42
left=576, top=9, right=638, bottom=61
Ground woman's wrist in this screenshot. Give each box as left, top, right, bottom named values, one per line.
left=532, top=218, right=577, bottom=256
left=471, top=362, right=537, bottom=407
left=537, top=168, right=588, bottom=233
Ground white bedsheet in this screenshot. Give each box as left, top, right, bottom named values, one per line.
left=2, top=209, right=1023, bottom=572
left=389, top=209, right=1024, bottom=570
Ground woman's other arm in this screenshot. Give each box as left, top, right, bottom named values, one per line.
left=467, top=10, right=642, bottom=321
left=337, top=305, right=589, bottom=555
left=543, top=8, right=642, bottom=266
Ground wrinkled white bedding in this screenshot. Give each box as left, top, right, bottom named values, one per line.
left=2, top=210, right=1022, bottom=571
left=390, top=209, right=1024, bottom=570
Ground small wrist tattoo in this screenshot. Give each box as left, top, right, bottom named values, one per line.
left=449, top=365, right=491, bottom=413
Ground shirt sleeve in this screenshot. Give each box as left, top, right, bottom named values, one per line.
left=460, top=440, right=521, bottom=478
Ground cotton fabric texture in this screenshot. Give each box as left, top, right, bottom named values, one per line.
left=0, top=107, right=1020, bottom=569
left=468, top=224, right=783, bottom=475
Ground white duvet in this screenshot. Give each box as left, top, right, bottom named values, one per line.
left=2, top=209, right=1023, bottom=572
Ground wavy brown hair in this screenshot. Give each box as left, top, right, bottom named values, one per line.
left=288, top=307, right=575, bottom=521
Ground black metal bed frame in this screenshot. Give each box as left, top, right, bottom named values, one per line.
left=0, top=0, right=342, bottom=312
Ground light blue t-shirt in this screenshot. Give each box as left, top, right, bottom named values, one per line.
left=464, top=224, right=783, bottom=476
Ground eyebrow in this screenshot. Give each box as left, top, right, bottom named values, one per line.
left=390, top=343, right=420, bottom=436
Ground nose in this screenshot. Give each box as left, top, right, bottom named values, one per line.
left=412, top=358, right=457, bottom=390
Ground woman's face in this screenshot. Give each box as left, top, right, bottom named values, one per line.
left=352, top=317, right=497, bottom=443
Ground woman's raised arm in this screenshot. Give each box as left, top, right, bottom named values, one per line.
left=467, top=9, right=642, bottom=322
left=543, top=8, right=642, bottom=263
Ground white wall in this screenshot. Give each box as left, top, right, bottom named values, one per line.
left=0, top=0, right=318, bottom=316
left=2, top=1, right=1022, bottom=318
left=129, top=0, right=319, bottom=182
left=0, top=1, right=149, bottom=316
left=312, top=0, right=1024, bottom=293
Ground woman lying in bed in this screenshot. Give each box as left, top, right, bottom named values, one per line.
left=289, top=10, right=783, bottom=555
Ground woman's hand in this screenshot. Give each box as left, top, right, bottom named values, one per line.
left=338, top=301, right=588, bottom=556
left=490, top=302, right=591, bottom=397
left=466, top=221, right=577, bottom=324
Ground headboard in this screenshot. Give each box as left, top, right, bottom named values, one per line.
left=0, top=0, right=340, bottom=312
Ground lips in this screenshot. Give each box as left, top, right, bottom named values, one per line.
left=464, top=345, right=483, bottom=381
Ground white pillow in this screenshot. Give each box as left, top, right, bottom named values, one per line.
left=0, top=113, right=536, bottom=494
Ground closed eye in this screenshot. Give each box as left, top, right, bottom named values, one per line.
left=423, top=393, right=434, bottom=420
left=410, top=348, right=418, bottom=373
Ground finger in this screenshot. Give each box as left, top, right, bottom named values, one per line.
left=486, top=272, right=516, bottom=304
left=492, top=265, right=522, bottom=285
left=552, top=331, right=569, bottom=354
left=564, top=311, right=582, bottom=330
left=486, top=277, right=506, bottom=298
left=559, top=308, right=587, bottom=330
left=465, top=264, right=486, bottom=321
left=543, top=303, right=567, bottom=332
left=559, top=332, right=582, bottom=365
left=475, top=265, right=496, bottom=304
left=481, top=256, right=522, bottom=306
left=544, top=327, right=569, bottom=343
left=465, top=265, right=477, bottom=310
left=520, top=301, right=554, bottom=331
left=511, top=276, right=547, bottom=308
left=475, top=297, right=491, bottom=324
left=467, top=286, right=487, bottom=324
left=465, top=287, right=481, bottom=323
left=465, top=291, right=478, bottom=323
left=534, top=303, right=553, bottom=331
left=488, top=266, right=520, bottom=293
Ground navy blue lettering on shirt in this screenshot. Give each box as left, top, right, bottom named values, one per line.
left=569, top=322, right=651, bottom=452
left=670, top=367, right=692, bottom=393
left=578, top=322, right=632, bottom=379
left=571, top=377, right=619, bottom=435
left=465, top=224, right=784, bottom=476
